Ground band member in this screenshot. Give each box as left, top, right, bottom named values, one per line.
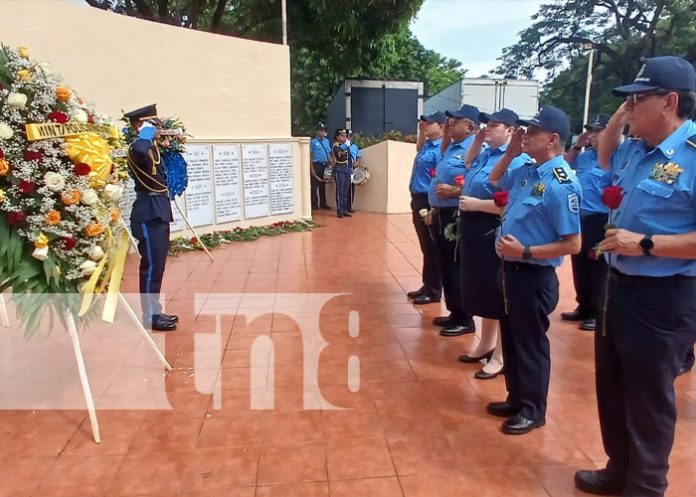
left=332, top=128, right=352, bottom=218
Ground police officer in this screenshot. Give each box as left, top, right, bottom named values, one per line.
left=124, top=104, right=178, bottom=332
left=332, top=128, right=352, bottom=218
left=488, top=105, right=582, bottom=434
left=458, top=108, right=529, bottom=379
left=429, top=105, right=480, bottom=336
left=407, top=112, right=445, bottom=305
left=575, top=56, right=696, bottom=497
left=347, top=130, right=362, bottom=213
left=310, top=123, right=332, bottom=211
left=560, top=114, right=612, bottom=331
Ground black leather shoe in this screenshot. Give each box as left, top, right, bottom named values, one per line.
left=486, top=401, right=518, bottom=418
left=474, top=368, right=501, bottom=380
left=458, top=349, right=494, bottom=363
left=155, top=314, right=179, bottom=323
left=412, top=294, right=440, bottom=305
left=432, top=316, right=453, bottom=327
left=579, top=318, right=596, bottom=331
left=344, top=213, right=352, bottom=217
left=561, top=310, right=588, bottom=321
left=407, top=288, right=426, bottom=299
left=349, top=209, right=356, bottom=213
left=574, top=469, right=625, bottom=495
left=501, top=414, right=545, bottom=435
left=440, top=321, right=475, bottom=337
left=148, top=316, right=177, bottom=332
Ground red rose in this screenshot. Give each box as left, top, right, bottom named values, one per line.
left=0, top=148, right=4, bottom=159
left=74, top=163, right=91, bottom=176
left=587, top=248, right=599, bottom=260
left=18, top=180, right=36, bottom=194
left=601, top=186, right=624, bottom=210
left=48, top=111, right=69, bottom=124
left=191, top=237, right=198, bottom=244
left=454, top=175, right=465, bottom=187
left=428, top=167, right=436, bottom=178
left=7, top=212, right=27, bottom=225
left=62, top=236, right=77, bottom=250
left=493, top=191, right=509, bottom=208
left=87, top=115, right=95, bottom=124
left=23, top=150, right=43, bottom=162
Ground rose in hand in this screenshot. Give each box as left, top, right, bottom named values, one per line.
left=496, top=234, right=524, bottom=258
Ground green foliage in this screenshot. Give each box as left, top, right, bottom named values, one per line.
left=352, top=130, right=417, bottom=149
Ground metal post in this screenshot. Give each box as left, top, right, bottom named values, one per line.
left=583, top=43, right=595, bottom=126
left=281, top=0, right=288, bottom=46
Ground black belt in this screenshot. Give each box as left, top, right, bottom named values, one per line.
left=610, top=268, right=695, bottom=287
left=313, top=161, right=328, bottom=165
left=411, top=192, right=429, bottom=198
left=503, top=261, right=553, bottom=272
left=136, top=191, right=168, bottom=198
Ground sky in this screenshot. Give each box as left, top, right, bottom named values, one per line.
left=410, top=0, right=546, bottom=78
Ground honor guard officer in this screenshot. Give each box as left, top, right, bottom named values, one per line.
left=407, top=112, right=445, bottom=305
left=309, top=122, right=332, bottom=210
left=347, top=130, right=362, bottom=213
left=560, top=114, right=612, bottom=331
left=488, top=105, right=582, bottom=434
left=332, top=128, right=352, bottom=218
left=574, top=56, right=696, bottom=497
left=428, top=105, right=481, bottom=336
left=124, top=104, right=177, bottom=332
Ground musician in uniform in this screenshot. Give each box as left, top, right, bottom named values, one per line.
left=332, top=128, right=352, bottom=218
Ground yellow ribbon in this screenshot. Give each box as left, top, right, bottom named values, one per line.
left=77, top=250, right=109, bottom=317
left=64, top=132, right=112, bottom=187
left=101, top=230, right=130, bottom=323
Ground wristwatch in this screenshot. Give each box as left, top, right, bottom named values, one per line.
left=522, top=246, right=532, bottom=260
left=639, top=235, right=654, bottom=256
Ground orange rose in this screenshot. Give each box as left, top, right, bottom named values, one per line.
left=110, top=208, right=120, bottom=222
left=0, top=159, right=9, bottom=176
left=45, top=210, right=61, bottom=225
left=85, top=223, right=104, bottom=237
left=55, top=86, right=72, bottom=102
left=61, top=190, right=81, bottom=205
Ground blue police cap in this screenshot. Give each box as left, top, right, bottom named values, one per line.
left=445, top=104, right=480, bottom=124
left=420, top=111, right=446, bottom=124
left=613, top=56, right=696, bottom=96
left=316, top=122, right=327, bottom=130
left=584, top=113, right=611, bottom=130
left=480, top=108, right=519, bottom=127
left=123, top=104, right=158, bottom=121
left=517, top=105, right=571, bottom=142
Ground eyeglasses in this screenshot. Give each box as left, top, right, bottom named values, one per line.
left=626, top=90, right=671, bottom=104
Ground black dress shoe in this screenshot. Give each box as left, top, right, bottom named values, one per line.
left=474, top=368, right=501, bottom=380
left=458, top=349, right=494, bottom=363
left=344, top=213, right=352, bottom=217
left=432, top=315, right=453, bottom=327
left=407, top=287, right=426, bottom=299
left=579, top=318, right=596, bottom=331
left=148, top=316, right=177, bottom=332
left=440, top=321, right=475, bottom=337
left=155, top=313, right=179, bottom=323
left=574, top=469, right=625, bottom=495
left=561, top=310, right=588, bottom=321
left=501, top=414, right=545, bottom=435
left=412, top=294, right=440, bottom=305
left=337, top=213, right=344, bottom=218
left=486, top=401, right=518, bottom=418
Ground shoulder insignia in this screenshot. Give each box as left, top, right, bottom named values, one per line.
left=687, top=133, right=696, bottom=149
left=553, top=166, right=571, bottom=183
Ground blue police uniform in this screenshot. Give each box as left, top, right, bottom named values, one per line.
left=459, top=144, right=529, bottom=319
left=409, top=136, right=443, bottom=300
left=428, top=133, right=476, bottom=324
left=348, top=142, right=362, bottom=211
left=491, top=106, right=582, bottom=429
left=332, top=137, right=352, bottom=217
left=594, top=118, right=696, bottom=496
left=568, top=147, right=611, bottom=322
left=310, top=132, right=332, bottom=209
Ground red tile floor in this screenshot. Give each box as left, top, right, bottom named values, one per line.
left=1, top=211, right=695, bottom=497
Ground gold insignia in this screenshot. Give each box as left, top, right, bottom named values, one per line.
left=531, top=182, right=546, bottom=198
left=649, top=162, right=683, bottom=185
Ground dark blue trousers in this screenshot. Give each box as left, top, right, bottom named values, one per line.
left=499, top=262, right=559, bottom=421
left=596, top=272, right=696, bottom=497
left=334, top=165, right=351, bottom=215
left=131, top=220, right=170, bottom=322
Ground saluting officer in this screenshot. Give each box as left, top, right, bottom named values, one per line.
left=560, top=114, right=612, bottom=331
left=428, top=105, right=480, bottom=337
left=124, top=104, right=178, bottom=332
left=488, top=105, right=582, bottom=434
left=309, top=122, right=332, bottom=211
left=574, top=56, right=696, bottom=497
left=332, top=128, right=352, bottom=218
left=347, top=130, right=362, bottom=213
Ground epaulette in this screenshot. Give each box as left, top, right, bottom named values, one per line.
left=553, top=166, right=572, bottom=183
left=686, top=133, right=696, bottom=149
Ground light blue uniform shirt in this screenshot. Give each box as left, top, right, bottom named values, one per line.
left=608, top=119, right=696, bottom=276
left=498, top=155, right=582, bottom=267
left=410, top=138, right=442, bottom=194
left=571, top=148, right=610, bottom=217
left=348, top=143, right=362, bottom=163
left=310, top=136, right=331, bottom=163
left=463, top=144, right=530, bottom=200
left=428, top=135, right=476, bottom=208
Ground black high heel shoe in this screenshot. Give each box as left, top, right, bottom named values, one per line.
left=458, top=349, right=494, bottom=364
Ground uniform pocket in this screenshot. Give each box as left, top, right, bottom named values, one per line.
left=635, top=179, right=675, bottom=199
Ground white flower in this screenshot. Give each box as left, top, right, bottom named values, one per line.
left=79, top=260, right=97, bottom=276
left=32, top=246, right=49, bottom=261
left=103, top=184, right=123, bottom=202
left=419, top=208, right=429, bottom=218
left=7, top=93, right=28, bottom=109
left=70, top=109, right=88, bottom=123
left=0, top=122, right=13, bottom=140
left=39, top=62, right=54, bottom=77
left=44, top=172, right=66, bottom=192
left=80, top=188, right=98, bottom=205
left=88, top=245, right=105, bottom=261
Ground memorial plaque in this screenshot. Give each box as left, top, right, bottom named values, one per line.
left=269, top=143, right=294, bottom=215
left=242, top=143, right=270, bottom=219
left=183, top=145, right=214, bottom=227
left=212, top=145, right=242, bottom=224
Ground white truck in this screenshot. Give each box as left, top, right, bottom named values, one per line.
left=423, top=78, right=540, bottom=120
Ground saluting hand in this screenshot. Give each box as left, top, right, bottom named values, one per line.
left=496, top=234, right=524, bottom=258
left=575, top=131, right=591, bottom=149
left=612, top=102, right=632, bottom=127
left=473, top=127, right=486, bottom=145
left=507, top=128, right=524, bottom=157
left=598, top=229, right=643, bottom=256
